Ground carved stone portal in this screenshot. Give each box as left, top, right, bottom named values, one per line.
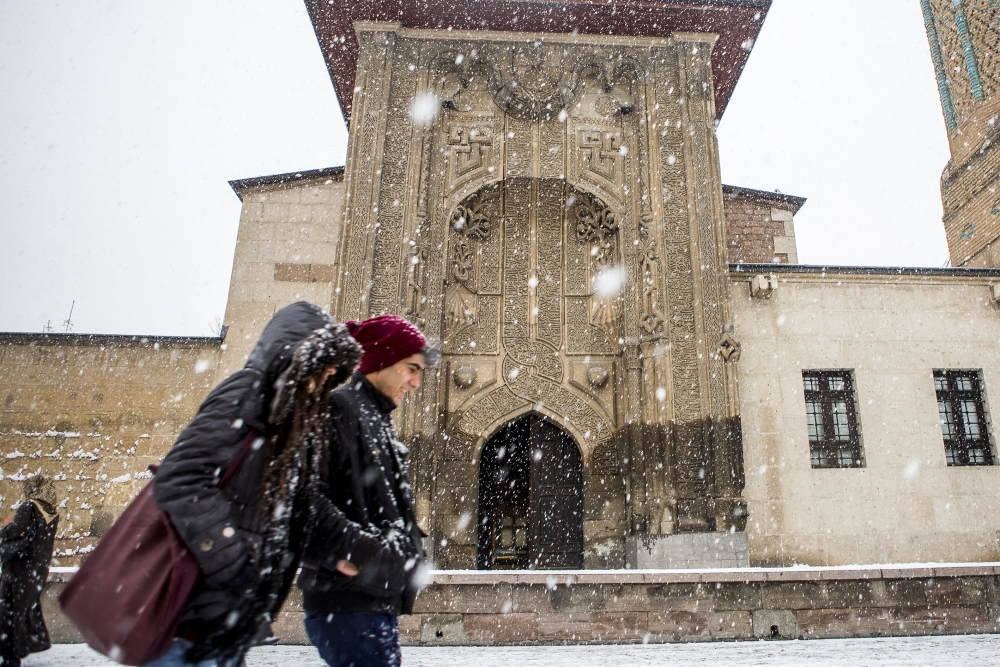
left=334, top=26, right=746, bottom=570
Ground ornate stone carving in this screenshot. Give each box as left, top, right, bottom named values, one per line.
left=340, top=115, right=380, bottom=319
left=717, top=332, right=741, bottom=364
left=445, top=123, right=495, bottom=193
left=573, top=193, right=618, bottom=245
left=580, top=130, right=625, bottom=195
left=444, top=186, right=501, bottom=353
left=457, top=385, right=529, bottom=438
left=590, top=440, right=621, bottom=475
left=639, top=243, right=666, bottom=334
left=570, top=192, right=621, bottom=340
left=492, top=43, right=582, bottom=119
left=539, top=119, right=565, bottom=178
left=654, top=51, right=700, bottom=425
left=338, top=30, right=746, bottom=565
left=402, top=248, right=428, bottom=327
left=453, top=365, right=478, bottom=389
left=587, top=366, right=610, bottom=388
left=368, top=42, right=419, bottom=316
left=444, top=285, right=477, bottom=329
left=536, top=180, right=564, bottom=351
left=506, top=116, right=532, bottom=178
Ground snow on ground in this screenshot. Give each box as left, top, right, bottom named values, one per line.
left=22, top=635, right=1000, bottom=667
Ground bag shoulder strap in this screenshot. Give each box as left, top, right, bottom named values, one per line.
left=218, top=428, right=260, bottom=489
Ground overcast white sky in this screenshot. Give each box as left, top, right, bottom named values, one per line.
left=0, top=1, right=950, bottom=336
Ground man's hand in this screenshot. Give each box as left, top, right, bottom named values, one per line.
left=335, top=559, right=359, bottom=576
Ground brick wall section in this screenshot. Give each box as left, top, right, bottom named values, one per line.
left=43, top=565, right=1000, bottom=645
left=722, top=186, right=804, bottom=264
left=723, top=197, right=786, bottom=263
left=941, top=138, right=1000, bottom=266
left=0, top=334, right=221, bottom=564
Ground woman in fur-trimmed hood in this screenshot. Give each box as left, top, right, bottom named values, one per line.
left=0, top=475, right=59, bottom=667
left=150, top=302, right=408, bottom=667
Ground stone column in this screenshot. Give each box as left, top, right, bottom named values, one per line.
left=334, top=22, right=400, bottom=322
left=674, top=32, right=746, bottom=533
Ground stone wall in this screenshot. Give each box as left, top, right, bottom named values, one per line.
left=0, top=333, right=221, bottom=563
left=731, top=266, right=1000, bottom=566
left=43, top=564, right=1000, bottom=645
left=218, top=169, right=347, bottom=380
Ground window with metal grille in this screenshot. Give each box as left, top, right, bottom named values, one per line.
left=802, top=370, right=863, bottom=468
left=934, top=370, right=993, bottom=466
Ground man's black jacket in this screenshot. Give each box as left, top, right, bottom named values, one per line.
left=152, top=302, right=382, bottom=629
left=298, top=373, right=425, bottom=615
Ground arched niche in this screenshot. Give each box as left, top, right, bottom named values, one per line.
left=476, top=413, right=584, bottom=570
left=442, top=177, right=624, bottom=360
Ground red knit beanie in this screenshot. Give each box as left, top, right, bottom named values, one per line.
left=346, top=315, right=428, bottom=375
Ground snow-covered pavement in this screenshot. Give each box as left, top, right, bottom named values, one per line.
left=23, top=635, right=1000, bottom=666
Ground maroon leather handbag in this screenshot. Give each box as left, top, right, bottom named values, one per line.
left=59, top=431, right=257, bottom=665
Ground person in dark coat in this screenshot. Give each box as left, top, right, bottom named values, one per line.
left=299, top=314, right=437, bottom=667
left=148, top=302, right=410, bottom=667
left=0, top=475, right=59, bottom=667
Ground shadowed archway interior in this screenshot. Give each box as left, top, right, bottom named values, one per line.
left=477, top=414, right=583, bottom=570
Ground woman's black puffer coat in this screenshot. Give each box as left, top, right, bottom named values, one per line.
left=152, top=301, right=385, bottom=633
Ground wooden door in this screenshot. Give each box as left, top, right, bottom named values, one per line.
left=528, top=417, right=584, bottom=569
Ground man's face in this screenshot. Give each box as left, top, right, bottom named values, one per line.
left=365, top=353, right=426, bottom=405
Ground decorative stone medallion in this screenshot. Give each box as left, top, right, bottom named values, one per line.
left=453, top=365, right=478, bottom=389
left=587, top=366, right=610, bottom=388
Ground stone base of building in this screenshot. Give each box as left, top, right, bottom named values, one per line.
left=625, top=533, right=750, bottom=569
left=44, top=564, right=1000, bottom=646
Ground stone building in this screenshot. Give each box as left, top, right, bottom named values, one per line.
left=2, top=0, right=1000, bottom=578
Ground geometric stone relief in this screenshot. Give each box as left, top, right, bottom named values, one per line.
left=445, top=123, right=495, bottom=194
left=575, top=129, right=626, bottom=203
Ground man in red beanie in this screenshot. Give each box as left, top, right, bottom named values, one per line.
left=298, top=314, right=438, bottom=667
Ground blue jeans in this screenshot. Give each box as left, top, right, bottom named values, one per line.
left=141, top=639, right=246, bottom=667
left=304, top=611, right=400, bottom=667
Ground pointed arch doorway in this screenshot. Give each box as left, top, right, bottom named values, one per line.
left=477, top=414, right=584, bottom=570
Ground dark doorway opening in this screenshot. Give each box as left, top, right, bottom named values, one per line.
left=477, top=415, right=583, bottom=570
